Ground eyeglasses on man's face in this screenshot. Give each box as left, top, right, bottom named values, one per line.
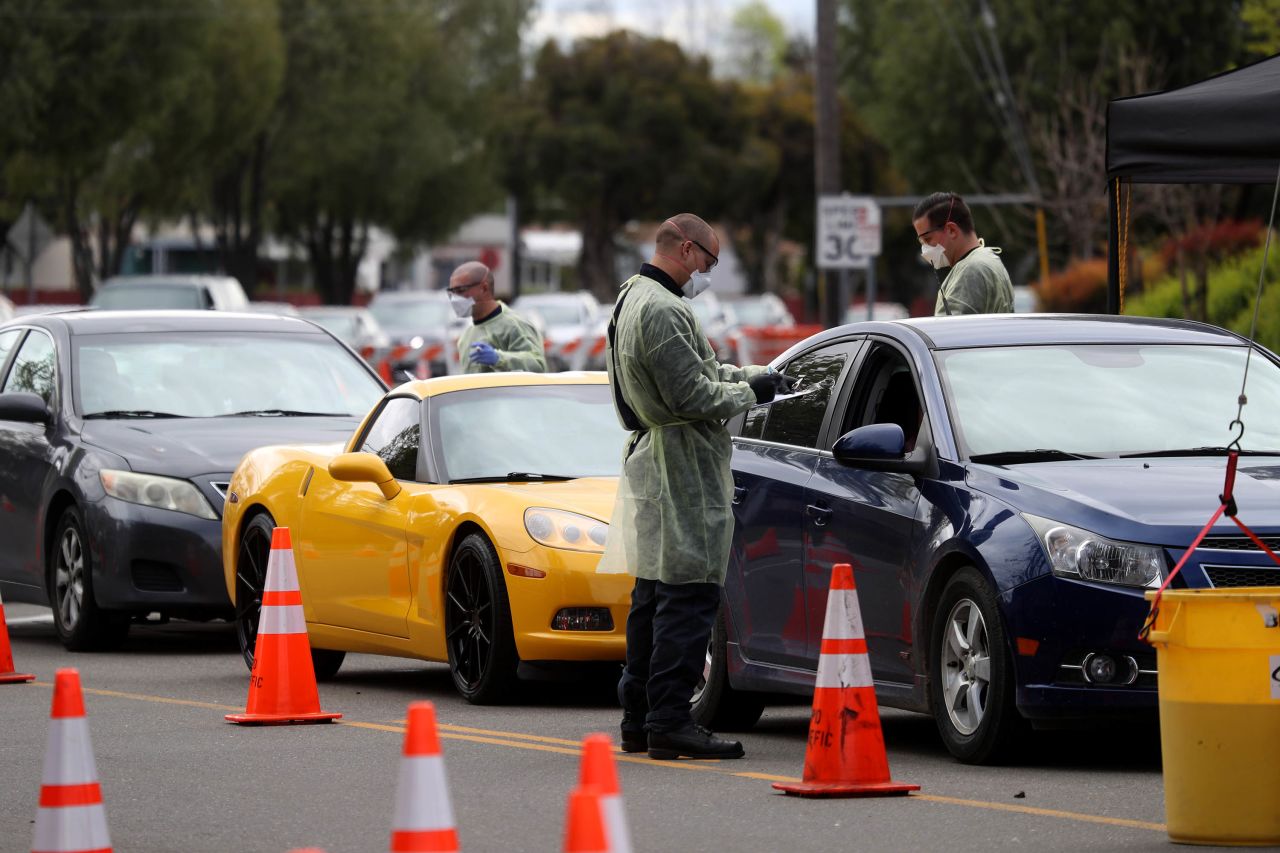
left=447, top=281, right=482, bottom=296
left=688, top=239, right=719, bottom=271
left=916, top=225, right=946, bottom=245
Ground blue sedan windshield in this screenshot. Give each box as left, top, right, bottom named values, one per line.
left=937, top=344, right=1280, bottom=457
left=74, top=332, right=384, bottom=417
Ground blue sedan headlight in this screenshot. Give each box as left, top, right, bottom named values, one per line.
left=1023, top=514, right=1164, bottom=588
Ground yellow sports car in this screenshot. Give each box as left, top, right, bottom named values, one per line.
left=221, top=371, right=631, bottom=702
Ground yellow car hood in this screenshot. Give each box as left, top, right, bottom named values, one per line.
left=488, top=477, right=618, bottom=522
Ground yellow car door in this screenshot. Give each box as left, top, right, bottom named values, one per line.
left=297, top=396, right=422, bottom=638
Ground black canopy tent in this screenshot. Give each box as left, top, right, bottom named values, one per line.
left=1105, top=53, right=1280, bottom=313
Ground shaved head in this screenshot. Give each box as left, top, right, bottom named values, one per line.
left=450, top=261, right=493, bottom=289
left=656, top=213, right=718, bottom=256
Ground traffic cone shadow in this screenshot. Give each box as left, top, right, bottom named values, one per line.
left=32, top=669, right=112, bottom=853
left=563, top=785, right=610, bottom=853
left=773, top=562, right=919, bottom=798
left=389, top=701, right=460, bottom=853
left=226, top=527, right=341, bottom=725
left=578, top=734, right=631, bottom=853
left=0, top=586, right=34, bottom=683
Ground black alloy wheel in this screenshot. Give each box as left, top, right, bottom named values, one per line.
left=234, top=512, right=275, bottom=670
left=927, top=567, right=1028, bottom=764
left=234, top=511, right=345, bottom=679
left=691, top=608, right=766, bottom=731
left=48, top=505, right=129, bottom=651
left=444, top=533, right=518, bottom=704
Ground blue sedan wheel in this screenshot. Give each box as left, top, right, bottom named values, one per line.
left=928, top=568, right=1026, bottom=764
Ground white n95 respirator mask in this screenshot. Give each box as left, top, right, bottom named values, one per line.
left=920, top=243, right=950, bottom=270
left=448, top=292, right=475, bottom=318
left=682, top=271, right=712, bottom=299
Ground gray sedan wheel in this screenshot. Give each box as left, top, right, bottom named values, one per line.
left=49, top=506, right=129, bottom=651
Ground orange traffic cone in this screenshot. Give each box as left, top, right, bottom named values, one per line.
left=578, top=735, right=631, bottom=853
left=226, top=527, right=341, bottom=725
left=389, top=702, right=460, bottom=853
left=563, top=786, right=610, bottom=853
left=32, top=669, right=112, bottom=853
left=0, top=587, right=34, bottom=683
left=773, top=563, right=919, bottom=798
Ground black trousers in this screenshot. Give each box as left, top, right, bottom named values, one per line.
left=617, top=577, right=720, bottom=733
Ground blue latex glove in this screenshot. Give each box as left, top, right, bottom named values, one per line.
left=470, top=342, right=499, bottom=366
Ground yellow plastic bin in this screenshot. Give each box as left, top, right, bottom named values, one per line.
left=1144, top=587, right=1280, bottom=846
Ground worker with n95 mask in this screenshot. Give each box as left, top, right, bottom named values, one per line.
left=599, top=212, right=795, bottom=761
left=450, top=261, right=547, bottom=373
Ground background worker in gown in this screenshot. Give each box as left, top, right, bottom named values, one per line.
left=599, top=213, right=794, bottom=760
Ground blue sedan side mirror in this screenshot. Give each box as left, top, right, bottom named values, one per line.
left=833, top=423, right=929, bottom=475
left=0, top=391, right=51, bottom=424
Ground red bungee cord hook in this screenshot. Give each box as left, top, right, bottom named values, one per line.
left=1141, top=400, right=1280, bottom=641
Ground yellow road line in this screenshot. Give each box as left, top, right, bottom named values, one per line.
left=913, top=794, right=1166, bottom=833
left=32, top=682, right=1166, bottom=833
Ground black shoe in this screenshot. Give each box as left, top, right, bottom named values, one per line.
left=647, top=724, right=745, bottom=760
left=620, top=711, right=647, bottom=753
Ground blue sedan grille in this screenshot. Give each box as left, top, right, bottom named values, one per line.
left=1202, top=565, right=1280, bottom=588
left=1200, top=536, right=1280, bottom=551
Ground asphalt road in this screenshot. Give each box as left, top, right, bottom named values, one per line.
left=1, top=603, right=1180, bottom=853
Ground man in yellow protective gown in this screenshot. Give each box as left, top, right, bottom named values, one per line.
left=450, top=261, right=547, bottom=373
left=599, top=213, right=794, bottom=760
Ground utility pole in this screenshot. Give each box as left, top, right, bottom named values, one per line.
left=814, top=0, right=842, bottom=326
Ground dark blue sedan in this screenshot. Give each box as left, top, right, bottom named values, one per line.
left=693, top=315, right=1280, bottom=763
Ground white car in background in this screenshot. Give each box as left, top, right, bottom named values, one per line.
left=0, top=294, right=13, bottom=322
left=512, top=291, right=600, bottom=371
left=299, top=305, right=391, bottom=361
left=90, top=275, right=250, bottom=311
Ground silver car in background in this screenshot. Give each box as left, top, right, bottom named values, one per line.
left=512, top=292, right=600, bottom=371
left=368, top=290, right=460, bottom=378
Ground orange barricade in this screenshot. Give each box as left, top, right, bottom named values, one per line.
left=0, top=587, right=34, bottom=683
left=736, top=324, right=824, bottom=366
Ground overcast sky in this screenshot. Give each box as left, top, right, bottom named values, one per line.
left=529, top=0, right=816, bottom=55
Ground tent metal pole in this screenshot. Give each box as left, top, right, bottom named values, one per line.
left=1107, top=178, right=1120, bottom=314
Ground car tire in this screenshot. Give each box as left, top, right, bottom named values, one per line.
left=48, top=505, right=129, bottom=651
left=234, top=512, right=275, bottom=671
left=691, top=608, right=766, bottom=732
left=927, top=567, right=1027, bottom=764
left=444, top=532, right=518, bottom=704
left=311, top=648, right=346, bottom=681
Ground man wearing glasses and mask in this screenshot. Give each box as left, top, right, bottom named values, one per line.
left=912, top=192, right=1013, bottom=315
left=449, top=261, right=547, bottom=373
left=599, top=213, right=795, bottom=760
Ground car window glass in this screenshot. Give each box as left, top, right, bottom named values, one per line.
left=360, top=397, right=421, bottom=481
left=739, top=403, right=769, bottom=439
left=841, top=344, right=923, bottom=450
left=0, top=329, right=22, bottom=376
left=2, top=330, right=55, bottom=404
left=760, top=347, right=849, bottom=448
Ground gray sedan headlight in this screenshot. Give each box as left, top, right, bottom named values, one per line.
left=1023, top=514, right=1163, bottom=588
left=100, top=469, right=218, bottom=520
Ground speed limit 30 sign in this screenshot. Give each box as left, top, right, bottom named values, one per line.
left=817, top=195, right=881, bottom=269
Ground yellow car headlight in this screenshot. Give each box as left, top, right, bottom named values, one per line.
left=524, top=507, right=609, bottom=553
left=100, top=469, right=218, bottom=520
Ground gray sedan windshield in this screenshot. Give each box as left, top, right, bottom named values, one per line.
left=937, top=344, right=1280, bottom=457
left=75, top=332, right=384, bottom=418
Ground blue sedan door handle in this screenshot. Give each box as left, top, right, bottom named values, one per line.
left=732, top=485, right=747, bottom=505
left=806, top=503, right=832, bottom=526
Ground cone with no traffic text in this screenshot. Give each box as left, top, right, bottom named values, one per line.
left=32, top=668, right=112, bottom=853
left=773, top=562, right=919, bottom=797
left=577, top=734, right=631, bottom=853
left=389, top=701, right=460, bottom=852
left=563, top=785, right=611, bottom=853
left=0, top=586, right=34, bottom=683
left=226, top=527, right=341, bottom=725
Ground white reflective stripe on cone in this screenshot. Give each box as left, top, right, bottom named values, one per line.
left=258, top=603, right=307, bottom=635
left=392, top=755, right=456, bottom=830
left=819, top=589, right=866, bottom=641
left=41, top=719, right=100, bottom=786
left=602, top=794, right=633, bottom=853
left=263, top=550, right=300, bottom=592
left=32, top=804, right=111, bottom=852
left=815, top=652, right=874, bottom=690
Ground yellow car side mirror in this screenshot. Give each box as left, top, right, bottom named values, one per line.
left=328, top=452, right=402, bottom=500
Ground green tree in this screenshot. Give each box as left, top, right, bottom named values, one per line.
left=723, top=0, right=788, bottom=84
left=506, top=33, right=738, bottom=302
left=271, top=0, right=527, bottom=304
